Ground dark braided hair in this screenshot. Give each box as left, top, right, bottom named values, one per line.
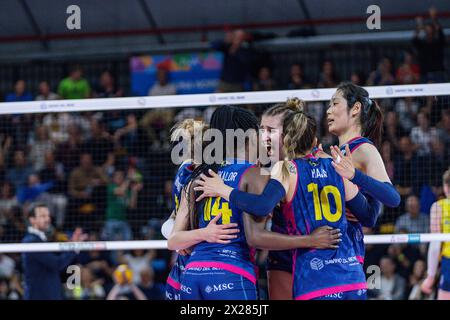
left=184, top=105, right=259, bottom=230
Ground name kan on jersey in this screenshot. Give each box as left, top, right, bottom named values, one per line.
left=311, top=168, right=328, bottom=179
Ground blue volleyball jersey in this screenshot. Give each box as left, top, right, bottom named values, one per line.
left=166, top=161, right=194, bottom=294
left=283, top=155, right=366, bottom=300
left=340, top=136, right=374, bottom=263
left=185, top=160, right=258, bottom=285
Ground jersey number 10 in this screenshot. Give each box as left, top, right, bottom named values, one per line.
left=307, top=183, right=342, bottom=223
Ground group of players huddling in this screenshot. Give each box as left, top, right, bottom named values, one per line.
left=159, top=82, right=450, bottom=300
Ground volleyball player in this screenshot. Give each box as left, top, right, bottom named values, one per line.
left=195, top=100, right=377, bottom=299
left=168, top=105, right=340, bottom=300
left=162, top=119, right=207, bottom=300
left=325, top=82, right=401, bottom=264
left=421, top=168, right=450, bottom=300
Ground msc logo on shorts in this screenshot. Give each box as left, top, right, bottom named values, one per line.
left=204, top=283, right=234, bottom=294
left=310, top=258, right=324, bottom=271
left=180, top=285, right=192, bottom=294
left=324, top=292, right=343, bottom=299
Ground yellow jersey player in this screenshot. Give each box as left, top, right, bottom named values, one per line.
left=421, top=168, right=450, bottom=300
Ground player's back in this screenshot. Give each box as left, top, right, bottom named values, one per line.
left=439, top=198, right=450, bottom=259
left=186, top=160, right=256, bottom=283
left=283, top=155, right=366, bottom=300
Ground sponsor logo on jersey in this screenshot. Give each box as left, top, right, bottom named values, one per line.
left=310, top=258, right=324, bottom=271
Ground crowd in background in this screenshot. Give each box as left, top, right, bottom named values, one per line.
left=0, top=10, right=449, bottom=300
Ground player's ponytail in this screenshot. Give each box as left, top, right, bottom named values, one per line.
left=337, top=82, right=384, bottom=147
left=281, top=107, right=317, bottom=180
left=171, top=119, right=208, bottom=164
left=263, top=97, right=305, bottom=118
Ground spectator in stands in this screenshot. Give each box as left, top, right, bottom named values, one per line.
left=428, top=138, right=449, bottom=197
left=113, top=113, right=148, bottom=158
left=5, top=80, right=33, bottom=102
left=57, top=65, right=91, bottom=100
left=383, top=111, right=406, bottom=150
left=413, top=7, right=446, bottom=83
left=82, top=119, right=114, bottom=167
left=77, top=232, right=114, bottom=284
left=41, top=112, right=73, bottom=144
left=317, top=60, right=338, bottom=88
left=0, top=254, right=15, bottom=279
left=0, top=182, right=17, bottom=226
left=137, top=267, right=164, bottom=300
left=394, top=136, right=421, bottom=197
left=28, top=125, right=54, bottom=172
left=253, top=66, right=277, bottom=91
left=387, top=243, right=422, bottom=281
left=119, top=249, right=155, bottom=284
left=0, top=206, right=25, bottom=243
left=394, top=97, right=420, bottom=132
left=106, top=280, right=147, bottom=300
left=72, top=267, right=106, bottom=300
left=435, top=109, right=450, bottom=149
left=21, top=203, right=86, bottom=299
left=35, top=81, right=59, bottom=101
left=148, top=68, right=177, bottom=96
left=67, top=153, right=108, bottom=230
left=370, top=256, right=406, bottom=300
left=16, top=174, right=53, bottom=207
left=287, top=62, right=310, bottom=89
left=395, top=195, right=429, bottom=234
left=55, top=124, right=84, bottom=173
left=350, top=71, right=365, bottom=86
left=367, top=57, right=395, bottom=86
left=94, top=70, right=123, bottom=98
left=139, top=108, right=175, bottom=150
left=6, top=150, right=33, bottom=191
left=410, top=112, right=437, bottom=156
left=396, top=51, right=421, bottom=85
left=381, top=141, right=395, bottom=181
left=38, top=151, right=67, bottom=228
left=212, top=29, right=253, bottom=92
left=407, top=259, right=429, bottom=299
left=102, top=170, right=142, bottom=241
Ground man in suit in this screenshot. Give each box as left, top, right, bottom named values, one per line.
left=22, top=203, right=86, bottom=300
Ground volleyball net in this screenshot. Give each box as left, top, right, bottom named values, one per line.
left=0, top=82, right=448, bottom=255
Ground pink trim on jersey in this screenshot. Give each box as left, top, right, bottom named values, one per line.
left=185, top=261, right=256, bottom=284
left=166, top=276, right=181, bottom=290
left=345, top=136, right=363, bottom=146
left=356, top=256, right=365, bottom=264
left=350, top=142, right=366, bottom=153
left=295, top=282, right=367, bottom=300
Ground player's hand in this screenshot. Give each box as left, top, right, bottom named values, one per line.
left=202, top=212, right=240, bottom=244
left=420, top=275, right=435, bottom=295
left=309, top=226, right=341, bottom=249
left=194, top=169, right=231, bottom=201
left=71, top=227, right=88, bottom=242
left=330, top=145, right=356, bottom=180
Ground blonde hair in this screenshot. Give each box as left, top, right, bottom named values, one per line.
left=170, top=119, right=208, bottom=162
left=280, top=98, right=316, bottom=180
left=444, top=167, right=450, bottom=187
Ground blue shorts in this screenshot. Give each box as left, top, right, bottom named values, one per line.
left=312, top=289, right=367, bottom=300
left=180, top=267, right=257, bottom=300
left=267, top=250, right=293, bottom=273
left=347, top=222, right=365, bottom=264
left=440, top=257, right=450, bottom=292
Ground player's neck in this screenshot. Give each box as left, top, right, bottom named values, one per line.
left=339, top=127, right=362, bottom=147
